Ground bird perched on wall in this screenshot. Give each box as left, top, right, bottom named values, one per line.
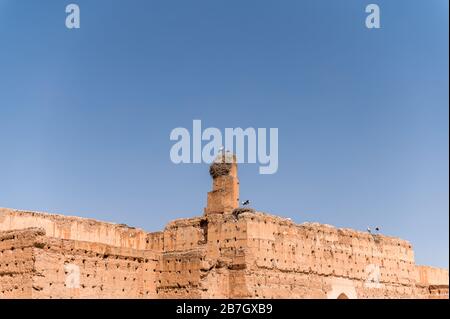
left=242, top=200, right=250, bottom=206
left=367, top=227, right=371, bottom=234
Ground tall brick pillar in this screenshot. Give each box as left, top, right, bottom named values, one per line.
left=204, top=153, right=240, bottom=215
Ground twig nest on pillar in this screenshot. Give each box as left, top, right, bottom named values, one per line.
left=232, top=207, right=255, bottom=220
left=232, top=207, right=255, bottom=215
left=209, top=152, right=236, bottom=178
left=209, top=162, right=232, bottom=178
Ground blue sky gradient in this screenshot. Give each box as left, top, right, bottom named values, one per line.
left=0, top=0, right=448, bottom=267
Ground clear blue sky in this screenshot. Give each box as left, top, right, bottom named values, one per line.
left=0, top=0, right=448, bottom=268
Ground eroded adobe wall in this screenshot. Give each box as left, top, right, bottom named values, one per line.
left=1, top=208, right=447, bottom=299
left=155, top=216, right=206, bottom=298
left=30, top=232, right=159, bottom=298
left=203, top=214, right=249, bottom=298
left=0, top=208, right=151, bottom=250
left=239, top=212, right=447, bottom=299
left=416, top=265, right=449, bottom=286
left=142, top=211, right=449, bottom=299
left=156, top=217, right=219, bottom=298
left=157, top=248, right=207, bottom=298
left=0, top=208, right=169, bottom=299
left=0, top=228, right=41, bottom=298
left=414, top=266, right=449, bottom=299
left=155, top=214, right=249, bottom=298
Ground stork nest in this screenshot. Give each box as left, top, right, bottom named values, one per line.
left=209, top=162, right=232, bottom=178
left=232, top=207, right=255, bottom=215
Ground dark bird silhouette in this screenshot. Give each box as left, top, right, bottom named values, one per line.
left=242, top=200, right=250, bottom=206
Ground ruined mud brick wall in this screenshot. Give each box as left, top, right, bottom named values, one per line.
left=155, top=153, right=448, bottom=299
left=415, top=266, right=450, bottom=299
left=0, top=207, right=448, bottom=299
left=31, top=233, right=159, bottom=298
left=232, top=213, right=439, bottom=298
left=0, top=228, right=38, bottom=298
left=156, top=213, right=249, bottom=298
left=155, top=217, right=207, bottom=298
left=0, top=155, right=448, bottom=299
left=0, top=209, right=160, bottom=299
left=155, top=211, right=448, bottom=299
left=0, top=226, right=159, bottom=299
left=0, top=208, right=150, bottom=250
left=417, top=265, right=449, bottom=286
